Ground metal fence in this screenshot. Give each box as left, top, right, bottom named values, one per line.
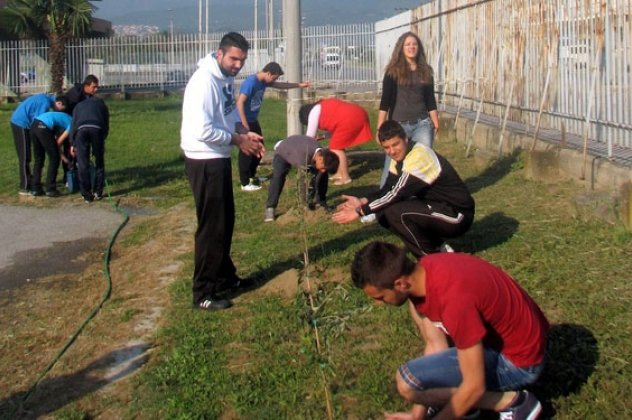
left=0, top=22, right=377, bottom=97
left=407, top=0, right=632, bottom=156
left=1, top=2, right=632, bottom=160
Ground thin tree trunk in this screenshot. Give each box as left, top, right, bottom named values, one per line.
left=49, top=32, right=66, bottom=94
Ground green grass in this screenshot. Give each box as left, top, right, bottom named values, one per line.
left=1, top=96, right=631, bottom=419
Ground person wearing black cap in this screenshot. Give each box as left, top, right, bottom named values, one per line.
left=236, top=62, right=311, bottom=191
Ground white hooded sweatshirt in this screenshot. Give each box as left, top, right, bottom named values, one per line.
left=180, top=52, right=239, bottom=159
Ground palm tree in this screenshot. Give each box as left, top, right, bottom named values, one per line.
left=2, top=0, right=94, bottom=93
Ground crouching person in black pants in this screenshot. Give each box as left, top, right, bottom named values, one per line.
left=264, top=135, right=339, bottom=222
left=332, top=120, right=475, bottom=257
left=70, top=96, right=110, bottom=202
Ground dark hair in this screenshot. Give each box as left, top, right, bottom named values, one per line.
left=351, top=241, right=416, bottom=289
left=262, top=61, right=284, bottom=76
left=219, top=32, right=250, bottom=53
left=299, top=103, right=316, bottom=125
left=320, top=149, right=340, bottom=174
left=385, top=31, right=434, bottom=85
left=82, top=74, right=99, bottom=86
left=378, top=120, right=407, bottom=143
left=55, top=94, right=69, bottom=108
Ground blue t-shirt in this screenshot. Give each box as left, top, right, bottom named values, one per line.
left=239, top=75, right=269, bottom=122
left=10, top=94, right=56, bottom=128
left=35, top=111, right=72, bottom=133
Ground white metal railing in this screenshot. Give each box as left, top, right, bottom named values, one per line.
left=0, top=23, right=377, bottom=97
left=404, top=0, right=632, bottom=154
left=1, top=6, right=632, bottom=159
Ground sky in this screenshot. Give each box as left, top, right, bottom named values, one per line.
left=90, top=0, right=425, bottom=32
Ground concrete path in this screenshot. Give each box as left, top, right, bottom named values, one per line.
left=0, top=203, right=125, bottom=289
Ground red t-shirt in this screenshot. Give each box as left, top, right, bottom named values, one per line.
left=410, top=253, right=549, bottom=368
left=318, top=98, right=372, bottom=149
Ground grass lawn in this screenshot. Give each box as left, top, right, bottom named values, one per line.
left=0, top=96, right=630, bottom=419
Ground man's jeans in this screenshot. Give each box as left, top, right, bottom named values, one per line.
left=398, top=347, right=545, bottom=392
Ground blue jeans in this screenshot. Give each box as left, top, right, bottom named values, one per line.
left=379, top=117, right=434, bottom=187
left=398, top=347, right=545, bottom=392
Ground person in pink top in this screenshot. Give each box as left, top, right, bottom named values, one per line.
left=299, top=98, right=372, bottom=185
left=351, top=241, right=549, bottom=420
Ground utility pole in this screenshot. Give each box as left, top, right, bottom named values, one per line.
left=282, top=0, right=302, bottom=136
left=198, top=0, right=203, bottom=58
left=198, top=0, right=202, bottom=35
left=267, top=0, right=274, bottom=39
left=254, top=0, right=259, bottom=70
left=169, top=9, right=175, bottom=71
left=205, top=0, right=209, bottom=38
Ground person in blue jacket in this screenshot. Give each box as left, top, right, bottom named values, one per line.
left=29, top=110, right=73, bottom=197
left=9, top=94, right=68, bottom=195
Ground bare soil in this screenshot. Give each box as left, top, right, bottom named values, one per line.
left=0, top=200, right=194, bottom=419
left=0, top=199, right=335, bottom=419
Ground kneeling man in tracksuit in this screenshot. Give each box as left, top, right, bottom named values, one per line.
left=332, top=120, right=474, bottom=257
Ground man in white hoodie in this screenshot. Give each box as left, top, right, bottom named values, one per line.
left=181, top=32, right=264, bottom=311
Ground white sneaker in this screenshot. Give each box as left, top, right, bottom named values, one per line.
left=360, top=213, right=376, bottom=224
left=241, top=183, right=262, bottom=192
left=499, top=391, right=541, bottom=420
left=264, top=207, right=275, bottom=222
left=439, top=242, right=455, bottom=253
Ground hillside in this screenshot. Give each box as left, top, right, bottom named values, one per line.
left=93, top=0, right=424, bottom=33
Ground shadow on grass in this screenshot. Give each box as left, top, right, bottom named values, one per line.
left=232, top=212, right=519, bottom=297
left=347, top=150, right=384, bottom=181
left=464, top=148, right=522, bottom=194
left=227, top=223, right=385, bottom=297
left=151, top=102, right=183, bottom=112
left=453, top=211, right=520, bottom=254
left=533, top=323, right=599, bottom=419
left=0, top=342, right=151, bottom=419
left=106, top=156, right=184, bottom=196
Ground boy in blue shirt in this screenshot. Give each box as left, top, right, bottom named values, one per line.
left=236, top=62, right=311, bottom=191
left=9, top=94, right=67, bottom=195
left=30, top=111, right=73, bottom=197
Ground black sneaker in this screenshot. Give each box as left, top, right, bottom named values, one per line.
left=93, top=193, right=103, bottom=201
left=82, top=194, right=94, bottom=203
left=31, top=189, right=45, bottom=197
left=46, top=189, right=62, bottom=198
left=499, top=391, right=541, bottom=420
left=18, top=189, right=31, bottom=196
left=194, top=296, right=232, bottom=311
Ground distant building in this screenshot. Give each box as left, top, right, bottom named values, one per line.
left=112, top=25, right=161, bottom=38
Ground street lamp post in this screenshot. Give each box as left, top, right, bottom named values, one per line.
left=168, top=9, right=175, bottom=74
left=254, top=0, right=259, bottom=70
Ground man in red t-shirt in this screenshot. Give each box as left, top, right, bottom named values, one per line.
left=351, top=242, right=549, bottom=420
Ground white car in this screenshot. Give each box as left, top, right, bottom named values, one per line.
left=321, top=52, right=341, bottom=68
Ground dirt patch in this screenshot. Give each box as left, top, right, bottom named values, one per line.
left=0, top=201, right=195, bottom=418
left=275, top=206, right=333, bottom=226
left=246, top=268, right=300, bottom=300
left=0, top=199, right=326, bottom=419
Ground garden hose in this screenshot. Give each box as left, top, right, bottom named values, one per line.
left=21, top=181, right=129, bottom=404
